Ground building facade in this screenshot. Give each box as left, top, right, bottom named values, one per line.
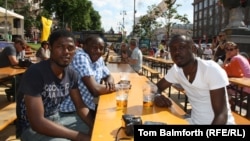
left=192, top=0, right=250, bottom=43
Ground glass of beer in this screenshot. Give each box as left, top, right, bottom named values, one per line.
left=120, top=72, right=129, bottom=82
left=143, top=93, right=154, bottom=107
left=142, top=82, right=157, bottom=108
left=116, top=83, right=130, bottom=109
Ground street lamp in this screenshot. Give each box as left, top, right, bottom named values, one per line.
left=133, top=0, right=136, bottom=36
left=120, top=10, right=126, bottom=31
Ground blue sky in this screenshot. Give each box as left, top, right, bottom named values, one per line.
left=91, top=0, right=193, bottom=34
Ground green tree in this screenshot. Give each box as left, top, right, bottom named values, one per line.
left=154, top=0, right=190, bottom=40
left=42, top=0, right=101, bottom=31
left=0, top=0, right=15, bottom=9
left=133, top=4, right=162, bottom=40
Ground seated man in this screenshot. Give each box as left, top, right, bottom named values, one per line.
left=0, top=38, right=26, bottom=67
left=0, top=38, right=26, bottom=101
left=122, top=38, right=143, bottom=74
left=16, top=29, right=92, bottom=141
left=154, top=34, right=235, bottom=125
left=120, top=42, right=131, bottom=63
left=60, top=35, right=116, bottom=120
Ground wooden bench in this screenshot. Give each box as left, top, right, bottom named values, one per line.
left=170, top=84, right=189, bottom=112
left=0, top=102, right=16, bottom=131
left=142, top=65, right=160, bottom=82
left=170, top=84, right=250, bottom=124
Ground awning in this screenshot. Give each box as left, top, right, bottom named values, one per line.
left=0, top=7, right=24, bottom=19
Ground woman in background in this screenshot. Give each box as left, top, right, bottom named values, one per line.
left=36, top=41, right=50, bottom=61
left=222, top=41, right=250, bottom=106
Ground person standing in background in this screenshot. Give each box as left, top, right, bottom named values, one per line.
left=158, top=40, right=166, bottom=51
left=203, top=44, right=213, bottom=60
left=213, top=32, right=227, bottom=62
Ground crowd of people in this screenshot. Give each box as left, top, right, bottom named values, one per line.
left=1, top=28, right=250, bottom=140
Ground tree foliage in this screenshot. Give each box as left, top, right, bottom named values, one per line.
left=156, top=0, right=190, bottom=40
left=0, top=0, right=15, bottom=9
left=0, top=0, right=102, bottom=38
left=41, top=0, right=101, bottom=31
left=134, top=0, right=190, bottom=41
left=133, top=5, right=162, bottom=40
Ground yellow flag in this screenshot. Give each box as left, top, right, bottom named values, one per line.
left=41, top=16, right=52, bottom=41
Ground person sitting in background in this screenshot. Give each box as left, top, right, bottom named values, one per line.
left=155, top=49, right=169, bottom=59
left=36, top=41, right=50, bottom=61
left=148, top=47, right=155, bottom=56
left=16, top=29, right=92, bottom=141
left=222, top=41, right=250, bottom=104
left=153, top=34, right=235, bottom=125
left=120, top=42, right=131, bottom=63
left=60, top=35, right=115, bottom=120
left=0, top=38, right=26, bottom=101
left=223, top=41, right=250, bottom=78
left=122, top=38, right=143, bottom=74
left=0, top=38, right=26, bottom=67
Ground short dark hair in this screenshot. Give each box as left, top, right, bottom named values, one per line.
left=170, top=34, right=193, bottom=45
left=83, top=35, right=103, bottom=45
left=130, top=38, right=137, bottom=46
left=14, top=37, right=25, bottom=44
left=41, top=41, right=49, bottom=46
left=48, top=29, right=75, bottom=47
left=14, top=37, right=26, bottom=49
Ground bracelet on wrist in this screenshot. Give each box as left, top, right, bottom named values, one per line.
left=155, top=93, right=161, bottom=97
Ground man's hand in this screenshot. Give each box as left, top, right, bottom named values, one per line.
left=154, top=95, right=172, bottom=107
left=105, top=77, right=115, bottom=92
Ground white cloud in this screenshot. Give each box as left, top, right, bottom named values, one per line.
left=91, top=0, right=193, bottom=34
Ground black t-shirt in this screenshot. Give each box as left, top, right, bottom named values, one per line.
left=16, top=60, right=79, bottom=137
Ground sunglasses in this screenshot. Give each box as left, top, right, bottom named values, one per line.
left=219, top=35, right=224, bottom=37
left=225, top=48, right=236, bottom=51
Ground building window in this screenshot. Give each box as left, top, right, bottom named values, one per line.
left=199, top=2, right=203, bottom=10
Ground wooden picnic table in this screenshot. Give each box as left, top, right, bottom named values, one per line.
left=91, top=63, right=188, bottom=141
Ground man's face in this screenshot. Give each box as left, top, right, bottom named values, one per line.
left=218, top=33, right=226, bottom=41
left=121, top=43, right=126, bottom=50
left=169, top=36, right=193, bottom=67
left=15, top=42, right=25, bottom=52
left=85, top=37, right=105, bottom=62
left=50, top=37, right=76, bottom=68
